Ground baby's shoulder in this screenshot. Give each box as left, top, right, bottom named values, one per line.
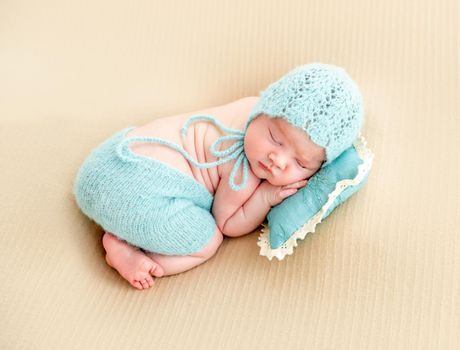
left=223, top=96, right=260, bottom=128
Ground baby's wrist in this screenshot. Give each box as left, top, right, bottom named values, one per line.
left=258, top=181, right=277, bottom=208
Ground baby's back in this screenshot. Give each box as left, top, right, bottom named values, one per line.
left=125, top=97, right=259, bottom=195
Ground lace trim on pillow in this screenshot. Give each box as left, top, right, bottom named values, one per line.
left=257, top=134, right=375, bottom=261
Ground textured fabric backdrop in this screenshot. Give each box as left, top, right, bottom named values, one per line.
left=1, top=0, right=459, bottom=349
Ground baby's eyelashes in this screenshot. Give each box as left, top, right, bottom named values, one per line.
left=269, top=129, right=281, bottom=145
left=296, top=159, right=307, bottom=169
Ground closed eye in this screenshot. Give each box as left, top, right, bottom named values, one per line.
left=269, top=129, right=281, bottom=145
left=296, top=159, right=308, bottom=169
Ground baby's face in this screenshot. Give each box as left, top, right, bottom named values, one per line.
left=244, top=115, right=326, bottom=186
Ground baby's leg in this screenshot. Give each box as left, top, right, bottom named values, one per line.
left=102, top=232, right=165, bottom=290
left=102, top=227, right=223, bottom=289
left=145, top=227, right=224, bottom=276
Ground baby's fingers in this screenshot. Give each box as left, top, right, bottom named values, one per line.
left=280, top=180, right=308, bottom=199
left=280, top=188, right=298, bottom=198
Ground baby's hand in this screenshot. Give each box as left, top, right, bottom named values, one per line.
left=259, top=179, right=308, bottom=207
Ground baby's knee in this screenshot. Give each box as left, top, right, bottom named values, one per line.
left=192, top=227, right=224, bottom=259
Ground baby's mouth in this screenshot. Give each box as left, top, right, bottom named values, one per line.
left=259, top=161, right=272, bottom=173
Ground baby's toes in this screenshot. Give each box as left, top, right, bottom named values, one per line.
left=150, top=263, right=164, bottom=278
left=146, top=276, right=154, bottom=287
left=142, top=275, right=154, bottom=288
left=140, top=279, right=150, bottom=289
left=132, top=280, right=143, bottom=290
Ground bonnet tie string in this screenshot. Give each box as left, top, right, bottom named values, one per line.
left=117, top=115, right=249, bottom=191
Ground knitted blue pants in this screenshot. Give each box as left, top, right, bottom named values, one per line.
left=73, top=127, right=216, bottom=256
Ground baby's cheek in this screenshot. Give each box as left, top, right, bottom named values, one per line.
left=292, top=171, right=312, bottom=184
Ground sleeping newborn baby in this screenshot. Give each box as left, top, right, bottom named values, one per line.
left=73, top=63, right=363, bottom=289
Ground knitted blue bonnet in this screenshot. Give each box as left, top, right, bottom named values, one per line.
left=244, top=63, right=364, bottom=166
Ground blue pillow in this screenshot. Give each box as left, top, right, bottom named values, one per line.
left=258, top=135, right=374, bottom=260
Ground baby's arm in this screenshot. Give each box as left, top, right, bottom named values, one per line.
left=214, top=178, right=308, bottom=237
left=223, top=180, right=308, bottom=236
left=212, top=168, right=261, bottom=237
left=220, top=182, right=271, bottom=237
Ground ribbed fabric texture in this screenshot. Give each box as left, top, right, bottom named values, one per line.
left=73, top=127, right=216, bottom=256
left=246, top=63, right=364, bottom=167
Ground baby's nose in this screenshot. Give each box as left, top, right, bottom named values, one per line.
left=268, top=153, right=287, bottom=170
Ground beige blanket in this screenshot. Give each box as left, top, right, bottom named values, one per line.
left=1, top=0, right=459, bottom=348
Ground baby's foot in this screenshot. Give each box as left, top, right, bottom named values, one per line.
left=103, top=232, right=164, bottom=290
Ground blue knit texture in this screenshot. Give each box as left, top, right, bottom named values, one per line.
left=245, top=63, right=364, bottom=167
left=73, top=127, right=216, bottom=256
